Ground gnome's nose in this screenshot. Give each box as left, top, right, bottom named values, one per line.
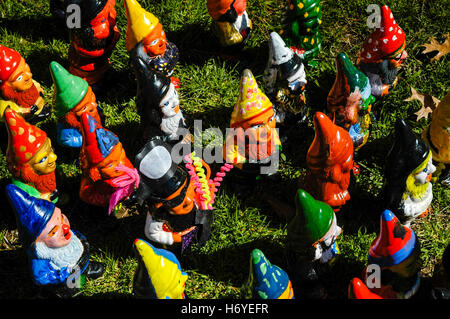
left=62, top=224, right=70, bottom=239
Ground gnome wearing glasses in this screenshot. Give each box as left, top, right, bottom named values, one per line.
left=132, top=138, right=214, bottom=256
left=357, top=5, right=408, bottom=97
left=6, top=184, right=104, bottom=293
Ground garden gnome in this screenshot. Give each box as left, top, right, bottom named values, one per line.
left=362, top=209, right=422, bottom=299
left=124, top=0, right=180, bottom=88
left=264, top=32, right=308, bottom=125
left=4, top=108, right=59, bottom=203
left=384, top=119, right=436, bottom=227
left=133, top=137, right=214, bottom=255
left=129, top=54, right=187, bottom=143
left=65, top=0, right=120, bottom=86
left=283, top=0, right=322, bottom=64
left=0, top=45, right=49, bottom=123
left=327, top=52, right=375, bottom=151
left=244, top=249, right=294, bottom=299
left=79, top=112, right=139, bottom=217
left=303, top=112, right=355, bottom=212
left=223, top=69, right=281, bottom=177
left=133, top=238, right=187, bottom=299
left=206, top=0, right=252, bottom=49
left=348, top=278, right=382, bottom=299
left=286, top=189, right=342, bottom=299
left=422, top=91, right=450, bottom=185
left=357, top=5, right=408, bottom=97
left=6, top=184, right=104, bottom=291
left=50, top=61, right=102, bottom=148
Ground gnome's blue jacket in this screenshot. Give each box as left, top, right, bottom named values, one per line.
left=56, top=122, right=83, bottom=148
left=28, top=231, right=90, bottom=286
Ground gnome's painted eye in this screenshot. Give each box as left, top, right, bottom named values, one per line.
left=15, top=75, right=23, bottom=82
left=151, top=39, right=158, bottom=46
left=39, top=156, right=47, bottom=164
left=164, top=101, right=169, bottom=107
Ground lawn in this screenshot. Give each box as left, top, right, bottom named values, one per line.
left=0, top=0, right=449, bottom=299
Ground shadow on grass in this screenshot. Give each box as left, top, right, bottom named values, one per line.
left=0, top=16, right=68, bottom=43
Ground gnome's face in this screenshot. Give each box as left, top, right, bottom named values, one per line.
left=160, top=83, right=180, bottom=117
left=314, top=215, right=342, bottom=263
left=29, top=138, right=57, bottom=175
left=389, top=49, right=408, bottom=68
left=143, top=23, right=167, bottom=57
left=165, top=178, right=196, bottom=215
left=90, top=0, right=117, bottom=40
left=73, top=86, right=98, bottom=118
left=36, top=207, right=71, bottom=248
left=5, top=58, right=33, bottom=92
left=413, top=154, right=436, bottom=185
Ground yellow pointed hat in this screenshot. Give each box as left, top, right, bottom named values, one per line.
left=230, top=69, right=274, bottom=127
left=124, top=0, right=160, bottom=52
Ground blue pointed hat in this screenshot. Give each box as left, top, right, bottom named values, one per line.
left=6, top=184, right=55, bottom=243
left=249, top=249, right=294, bottom=299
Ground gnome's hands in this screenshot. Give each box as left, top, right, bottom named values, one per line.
left=144, top=213, right=174, bottom=245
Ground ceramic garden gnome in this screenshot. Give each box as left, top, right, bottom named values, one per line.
left=362, top=209, right=422, bottom=299
left=348, top=278, right=382, bottom=299
left=6, top=184, right=104, bottom=293
left=4, top=108, right=59, bottom=203
left=422, top=91, right=450, bottom=185
left=283, top=0, right=322, bottom=64
left=0, top=45, right=49, bottom=123
left=206, top=0, right=252, bottom=49
left=303, top=112, right=355, bottom=212
left=65, top=0, right=120, bottom=87
left=327, top=53, right=375, bottom=151
left=124, top=0, right=180, bottom=88
left=357, top=5, right=408, bottom=97
left=223, top=69, right=282, bottom=178
left=384, top=119, right=436, bottom=227
left=79, top=112, right=139, bottom=217
left=129, top=55, right=187, bottom=143
left=264, top=32, right=308, bottom=125
left=133, top=137, right=214, bottom=256
left=50, top=61, right=102, bottom=149
left=133, top=238, right=187, bottom=299
left=286, top=189, right=342, bottom=299
left=244, top=249, right=294, bottom=299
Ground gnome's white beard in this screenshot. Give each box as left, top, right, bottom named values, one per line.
left=34, top=232, right=84, bottom=270
left=160, top=108, right=185, bottom=140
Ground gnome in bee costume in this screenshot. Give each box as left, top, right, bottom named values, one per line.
left=65, top=0, right=120, bottom=86
left=4, top=108, right=59, bottom=203
left=286, top=189, right=342, bottom=299
left=78, top=113, right=139, bottom=216
left=362, top=209, right=422, bottom=299
left=6, top=184, right=104, bottom=293
left=0, top=45, right=49, bottom=123
left=224, top=69, right=282, bottom=177
left=327, top=52, right=375, bottom=151
left=422, top=91, right=450, bottom=185
left=303, top=112, right=355, bottom=212
left=384, top=119, right=436, bottom=227
left=50, top=61, right=103, bottom=149
left=133, top=238, right=188, bottom=299
left=357, top=5, right=408, bottom=97
left=206, top=0, right=252, bottom=49
left=263, top=32, right=308, bottom=125
left=124, top=0, right=180, bottom=88
left=244, top=249, right=294, bottom=299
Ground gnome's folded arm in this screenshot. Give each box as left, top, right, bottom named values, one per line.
left=56, top=122, right=83, bottom=148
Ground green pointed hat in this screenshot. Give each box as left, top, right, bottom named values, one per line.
left=337, top=52, right=374, bottom=108
left=288, top=189, right=334, bottom=243
left=49, top=61, right=89, bottom=118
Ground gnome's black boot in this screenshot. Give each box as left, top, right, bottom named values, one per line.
left=85, top=261, right=105, bottom=280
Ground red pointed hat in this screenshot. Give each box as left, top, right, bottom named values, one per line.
left=368, top=209, right=418, bottom=268
left=360, top=5, right=406, bottom=63
left=5, top=108, right=47, bottom=164
left=81, top=112, right=119, bottom=165
left=307, top=112, right=354, bottom=168
left=0, top=45, right=21, bottom=84
left=348, top=278, right=383, bottom=299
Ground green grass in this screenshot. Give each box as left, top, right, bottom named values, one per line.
left=0, top=0, right=449, bottom=299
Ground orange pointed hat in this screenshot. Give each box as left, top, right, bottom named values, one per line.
left=230, top=69, right=273, bottom=128
left=360, top=5, right=406, bottom=63
left=307, top=112, right=354, bottom=168
left=348, top=278, right=383, bottom=299
left=5, top=108, right=47, bottom=165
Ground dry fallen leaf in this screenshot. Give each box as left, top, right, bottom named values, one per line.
left=404, top=86, right=440, bottom=121
left=421, top=34, right=450, bottom=62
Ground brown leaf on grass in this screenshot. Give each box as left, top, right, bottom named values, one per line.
left=422, top=34, right=450, bottom=62
left=404, top=86, right=440, bottom=121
